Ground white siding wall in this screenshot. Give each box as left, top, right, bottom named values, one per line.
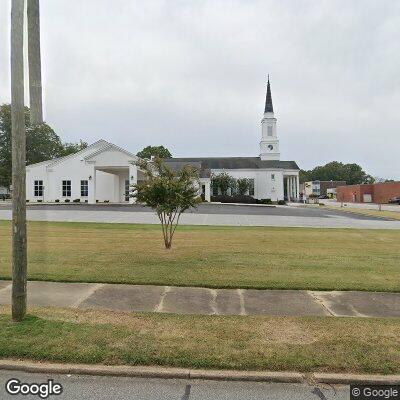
left=26, top=145, right=135, bottom=203
left=25, top=142, right=298, bottom=203
left=210, top=169, right=287, bottom=201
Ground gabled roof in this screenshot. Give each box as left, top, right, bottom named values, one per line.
left=27, top=139, right=108, bottom=168
left=83, top=142, right=138, bottom=161
left=27, top=139, right=137, bottom=168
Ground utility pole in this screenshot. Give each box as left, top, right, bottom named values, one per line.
left=11, top=0, right=27, bottom=322
left=27, top=0, right=43, bottom=125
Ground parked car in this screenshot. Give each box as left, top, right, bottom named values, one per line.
left=388, top=196, right=400, bottom=204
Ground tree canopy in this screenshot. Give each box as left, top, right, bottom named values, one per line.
left=132, top=158, right=200, bottom=249
left=137, top=145, right=172, bottom=159
left=211, top=172, right=236, bottom=195
left=0, top=104, right=87, bottom=188
left=300, top=161, right=375, bottom=185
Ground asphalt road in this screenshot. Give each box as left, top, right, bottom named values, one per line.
left=0, top=370, right=349, bottom=399
left=0, top=202, right=390, bottom=220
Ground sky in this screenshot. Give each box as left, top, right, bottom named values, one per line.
left=1, top=0, right=400, bottom=179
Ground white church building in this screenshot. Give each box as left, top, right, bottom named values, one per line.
left=26, top=79, right=300, bottom=204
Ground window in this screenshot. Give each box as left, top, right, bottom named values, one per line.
left=125, top=180, right=130, bottom=201
left=212, top=183, right=219, bottom=196
left=34, top=180, right=43, bottom=197
left=62, top=180, right=71, bottom=197
left=249, top=179, right=255, bottom=196
left=267, top=126, right=273, bottom=136
left=271, top=174, right=275, bottom=180
left=80, top=180, right=88, bottom=197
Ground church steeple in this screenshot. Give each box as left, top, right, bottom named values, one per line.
left=260, top=76, right=280, bottom=161
left=264, top=75, right=274, bottom=113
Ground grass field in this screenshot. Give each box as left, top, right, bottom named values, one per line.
left=0, top=306, right=399, bottom=374
left=0, top=220, right=399, bottom=291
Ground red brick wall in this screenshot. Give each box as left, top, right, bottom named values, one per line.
left=336, top=182, right=400, bottom=203
left=336, top=184, right=373, bottom=203
left=373, top=182, right=400, bottom=204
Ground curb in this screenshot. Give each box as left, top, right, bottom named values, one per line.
left=207, top=202, right=276, bottom=208
left=0, top=360, right=399, bottom=385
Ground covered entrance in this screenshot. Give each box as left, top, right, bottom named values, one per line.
left=82, top=141, right=146, bottom=204
left=283, top=175, right=299, bottom=202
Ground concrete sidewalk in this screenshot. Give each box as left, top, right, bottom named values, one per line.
left=0, top=280, right=399, bottom=317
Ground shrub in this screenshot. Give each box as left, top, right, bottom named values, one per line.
left=236, top=178, right=251, bottom=196
left=73, top=199, right=80, bottom=203
left=37, top=199, right=42, bottom=203
left=211, top=172, right=236, bottom=195
left=133, top=158, right=200, bottom=249
left=55, top=199, right=59, bottom=203
left=211, top=195, right=257, bottom=204
left=259, top=198, right=272, bottom=204
left=64, top=199, right=70, bottom=203
left=277, top=200, right=286, bottom=205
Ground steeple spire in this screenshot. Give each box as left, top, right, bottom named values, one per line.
left=264, top=75, right=274, bottom=113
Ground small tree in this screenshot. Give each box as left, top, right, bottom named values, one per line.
left=237, top=178, right=250, bottom=195
left=212, top=172, right=235, bottom=196
left=133, top=158, right=200, bottom=249
left=137, top=145, right=172, bottom=159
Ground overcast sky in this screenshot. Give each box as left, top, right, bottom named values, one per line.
left=1, top=0, right=399, bottom=178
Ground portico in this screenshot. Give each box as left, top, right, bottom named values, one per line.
left=83, top=143, right=143, bottom=204
left=284, top=175, right=300, bottom=201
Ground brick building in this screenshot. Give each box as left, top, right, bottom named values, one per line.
left=300, top=180, right=346, bottom=199
left=336, top=181, right=400, bottom=203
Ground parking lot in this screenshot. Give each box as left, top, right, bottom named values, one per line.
left=1, top=202, right=399, bottom=229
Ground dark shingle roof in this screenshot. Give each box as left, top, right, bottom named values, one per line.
left=264, top=76, right=274, bottom=113
left=164, top=157, right=299, bottom=172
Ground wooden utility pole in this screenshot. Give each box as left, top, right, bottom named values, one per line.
left=27, top=0, right=43, bottom=125
left=11, top=0, right=27, bottom=322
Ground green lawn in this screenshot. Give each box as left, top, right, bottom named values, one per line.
left=0, top=220, right=399, bottom=291
left=0, top=306, right=399, bottom=374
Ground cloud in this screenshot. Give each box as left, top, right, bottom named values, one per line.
left=1, top=0, right=399, bottom=178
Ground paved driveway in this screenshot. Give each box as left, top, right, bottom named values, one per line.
left=1, top=203, right=400, bottom=229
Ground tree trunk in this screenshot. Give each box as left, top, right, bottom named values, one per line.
left=11, top=0, right=27, bottom=322
left=27, top=0, right=43, bottom=125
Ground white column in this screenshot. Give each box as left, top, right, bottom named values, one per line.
left=88, top=167, right=96, bottom=204
left=205, top=181, right=211, bottom=202
left=113, top=174, right=120, bottom=203
left=291, top=176, right=295, bottom=201
left=292, top=176, right=296, bottom=200
left=296, top=176, right=300, bottom=200
left=129, top=164, right=137, bottom=204
left=286, top=176, right=290, bottom=201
